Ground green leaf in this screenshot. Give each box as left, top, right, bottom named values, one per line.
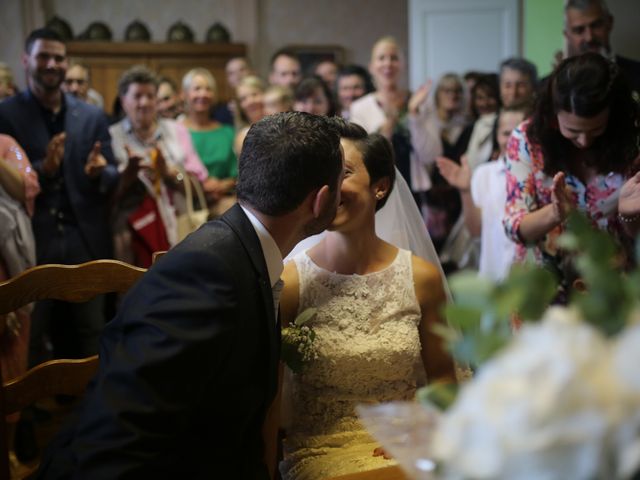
left=558, top=210, right=636, bottom=336
left=444, top=305, right=483, bottom=330
left=495, top=265, right=557, bottom=321
left=294, top=307, right=317, bottom=326
left=416, top=383, right=459, bottom=411
left=448, top=272, right=495, bottom=310
left=431, top=323, right=460, bottom=345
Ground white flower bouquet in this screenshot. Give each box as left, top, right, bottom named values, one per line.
left=359, top=213, right=640, bottom=479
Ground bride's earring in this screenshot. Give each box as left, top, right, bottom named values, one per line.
left=375, top=191, right=385, bottom=200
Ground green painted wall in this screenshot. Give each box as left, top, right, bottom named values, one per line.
left=524, top=0, right=564, bottom=78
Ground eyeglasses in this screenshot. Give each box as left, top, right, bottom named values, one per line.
left=64, top=78, right=87, bottom=86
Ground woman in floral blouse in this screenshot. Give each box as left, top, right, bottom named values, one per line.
left=503, top=53, right=639, bottom=286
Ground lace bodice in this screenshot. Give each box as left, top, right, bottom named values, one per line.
left=286, top=248, right=426, bottom=443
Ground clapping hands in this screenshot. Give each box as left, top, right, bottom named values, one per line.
left=618, top=171, right=640, bottom=218
left=436, top=154, right=471, bottom=191
left=551, top=172, right=575, bottom=224
left=42, top=132, right=66, bottom=176
left=408, top=79, right=432, bottom=116
left=85, top=141, right=107, bottom=178
left=42, top=134, right=107, bottom=179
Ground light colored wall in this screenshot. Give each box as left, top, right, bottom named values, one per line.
left=0, top=0, right=407, bottom=90
left=257, top=0, right=408, bottom=82
left=0, top=1, right=30, bottom=90
left=1, top=0, right=637, bottom=91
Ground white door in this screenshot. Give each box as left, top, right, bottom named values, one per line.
left=409, top=0, right=521, bottom=89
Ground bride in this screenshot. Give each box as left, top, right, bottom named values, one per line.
left=277, top=121, right=456, bottom=480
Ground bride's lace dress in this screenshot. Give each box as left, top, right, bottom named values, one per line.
left=279, top=248, right=427, bottom=480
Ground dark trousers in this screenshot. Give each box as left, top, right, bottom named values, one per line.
left=29, top=223, right=105, bottom=366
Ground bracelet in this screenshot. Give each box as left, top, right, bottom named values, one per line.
left=617, top=212, right=640, bottom=223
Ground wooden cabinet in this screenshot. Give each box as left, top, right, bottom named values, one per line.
left=66, top=41, right=246, bottom=114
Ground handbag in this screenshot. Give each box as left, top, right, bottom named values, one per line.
left=128, top=193, right=171, bottom=268
left=176, top=168, right=209, bottom=242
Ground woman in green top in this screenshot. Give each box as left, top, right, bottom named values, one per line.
left=181, top=68, right=237, bottom=215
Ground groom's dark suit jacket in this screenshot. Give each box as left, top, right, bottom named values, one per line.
left=36, top=204, right=280, bottom=479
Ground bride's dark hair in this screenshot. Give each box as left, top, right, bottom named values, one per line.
left=332, top=118, right=396, bottom=210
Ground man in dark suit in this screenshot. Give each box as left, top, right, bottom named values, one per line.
left=0, top=28, right=118, bottom=361
left=564, top=0, right=640, bottom=95
left=36, top=112, right=344, bottom=479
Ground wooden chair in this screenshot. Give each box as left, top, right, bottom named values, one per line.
left=0, top=259, right=146, bottom=479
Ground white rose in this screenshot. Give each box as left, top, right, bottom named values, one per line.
left=434, top=307, right=616, bottom=480
left=610, top=318, right=640, bottom=478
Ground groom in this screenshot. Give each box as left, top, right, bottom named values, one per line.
left=36, top=112, right=344, bottom=479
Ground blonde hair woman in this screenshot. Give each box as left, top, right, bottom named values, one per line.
left=181, top=68, right=237, bottom=216
left=350, top=36, right=407, bottom=139
left=233, top=75, right=266, bottom=155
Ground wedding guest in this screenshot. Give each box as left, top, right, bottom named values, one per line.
left=335, top=64, right=374, bottom=120
left=430, top=61, right=534, bottom=272
left=278, top=121, right=455, bottom=480
left=469, top=73, right=500, bottom=121
left=350, top=37, right=424, bottom=208
left=234, top=75, right=266, bottom=155
left=225, top=56, right=253, bottom=90
left=269, top=49, right=302, bottom=89
left=564, top=0, right=640, bottom=94
left=350, top=36, right=408, bottom=139
left=311, top=59, right=339, bottom=91
left=293, top=76, right=336, bottom=117
left=462, top=70, right=485, bottom=116
left=437, top=106, right=527, bottom=281
left=408, top=73, right=470, bottom=257
left=461, top=73, right=502, bottom=172
left=37, top=112, right=345, bottom=480
left=454, top=59, right=536, bottom=176
left=180, top=68, right=236, bottom=216
left=0, top=134, right=39, bottom=475
left=0, top=62, right=18, bottom=100
left=499, top=57, right=537, bottom=110
left=218, top=56, right=254, bottom=125
left=109, top=65, right=207, bottom=267
left=0, top=28, right=118, bottom=364
left=156, top=76, right=183, bottom=120
left=503, top=52, right=640, bottom=294
left=411, top=73, right=469, bottom=162
left=62, top=62, right=104, bottom=108
left=263, top=85, right=294, bottom=116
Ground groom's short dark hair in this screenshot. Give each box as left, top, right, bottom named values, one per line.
left=237, top=112, right=342, bottom=216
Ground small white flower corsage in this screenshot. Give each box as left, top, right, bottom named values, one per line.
left=281, top=307, right=318, bottom=373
